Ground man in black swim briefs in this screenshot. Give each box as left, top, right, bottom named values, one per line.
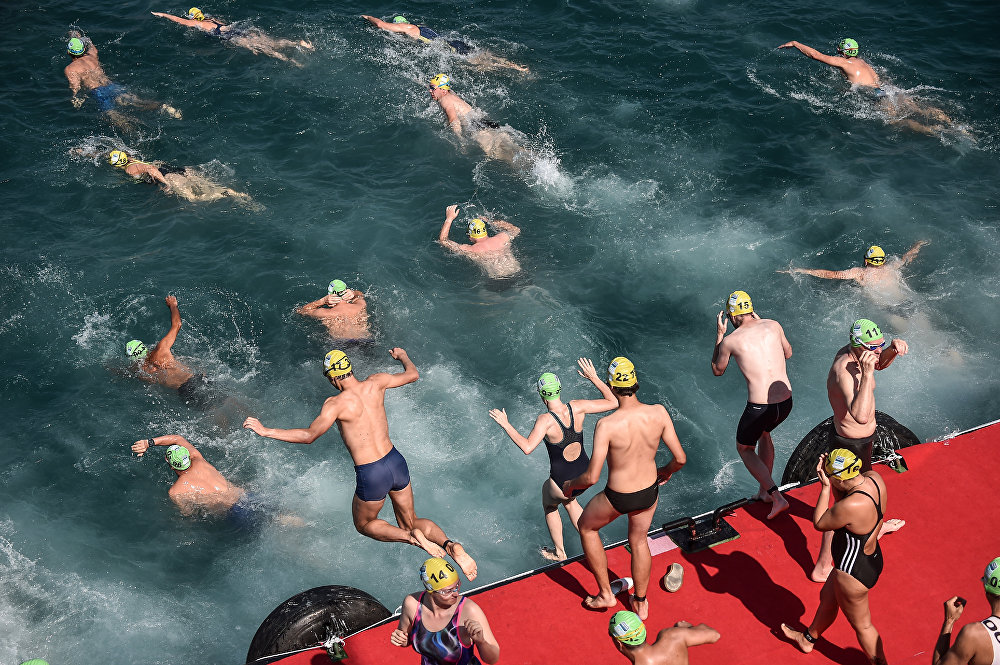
left=489, top=358, right=618, bottom=561
left=711, top=290, right=793, bottom=519
left=562, top=357, right=686, bottom=621
left=243, top=348, right=479, bottom=583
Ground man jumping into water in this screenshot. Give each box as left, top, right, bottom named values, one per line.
left=438, top=204, right=521, bottom=278
left=488, top=358, right=618, bottom=561
left=361, top=14, right=529, bottom=72
left=429, top=74, right=530, bottom=165
left=778, top=37, right=954, bottom=134
left=563, top=357, right=686, bottom=620
left=296, top=279, right=372, bottom=342
left=813, top=317, right=907, bottom=582
left=242, top=349, right=477, bottom=581
left=64, top=34, right=180, bottom=131
left=711, top=290, right=793, bottom=519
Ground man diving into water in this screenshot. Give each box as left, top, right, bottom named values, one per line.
left=362, top=14, right=529, bottom=73
left=779, top=37, right=956, bottom=135
left=243, top=349, right=478, bottom=582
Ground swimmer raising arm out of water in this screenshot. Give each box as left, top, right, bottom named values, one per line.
left=780, top=241, right=929, bottom=289
left=438, top=204, right=521, bottom=279
left=242, top=348, right=477, bottom=582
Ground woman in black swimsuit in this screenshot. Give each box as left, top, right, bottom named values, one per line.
left=151, top=8, right=313, bottom=64
left=489, top=358, right=617, bottom=561
left=781, top=448, right=889, bottom=663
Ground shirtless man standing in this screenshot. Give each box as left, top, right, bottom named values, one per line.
left=429, top=74, right=529, bottom=165
left=782, top=242, right=928, bottom=295
left=125, top=295, right=216, bottom=408
left=563, top=357, right=686, bottom=620
left=438, top=204, right=521, bottom=279
left=778, top=38, right=952, bottom=134
left=242, top=349, right=477, bottom=581
left=64, top=35, right=180, bottom=129
left=812, top=317, right=908, bottom=581
left=711, top=291, right=793, bottom=519
left=131, top=435, right=244, bottom=517
left=296, top=279, right=372, bottom=342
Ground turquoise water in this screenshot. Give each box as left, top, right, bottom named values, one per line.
left=2, top=0, right=999, bottom=662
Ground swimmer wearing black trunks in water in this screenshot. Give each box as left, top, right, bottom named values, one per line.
left=152, top=8, right=313, bottom=66
left=562, top=358, right=686, bottom=620
left=106, top=149, right=251, bottom=203
left=243, top=348, right=478, bottom=582
left=489, top=358, right=618, bottom=561
left=362, top=14, right=529, bottom=73
left=781, top=450, right=889, bottom=663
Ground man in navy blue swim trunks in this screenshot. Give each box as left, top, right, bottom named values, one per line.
left=243, top=348, right=479, bottom=582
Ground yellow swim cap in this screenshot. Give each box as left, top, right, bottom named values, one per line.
left=608, top=357, right=637, bottom=388
left=323, top=350, right=352, bottom=378
left=186, top=7, right=205, bottom=20
left=726, top=290, right=753, bottom=316
left=468, top=218, right=487, bottom=239
left=429, top=73, right=451, bottom=90
left=865, top=245, right=886, bottom=266
left=825, top=448, right=862, bottom=480
left=420, top=557, right=459, bottom=591
left=109, top=150, right=129, bottom=167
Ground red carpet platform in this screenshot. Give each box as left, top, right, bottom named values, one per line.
left=279, top=423, right=998, bottom=664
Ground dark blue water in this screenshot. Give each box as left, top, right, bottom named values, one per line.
left=2, top=1, right=999, bottom=662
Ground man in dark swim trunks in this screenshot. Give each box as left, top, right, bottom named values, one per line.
left=63, top=34, right=181, bottom=130
left=812, top=317, right=908, bottom=582
left=243, top=348, right=478, bottom=582
left=711, top=290, right=793, bottom=519
left=563, top=357, right=686, bottom=620
left=124, top=295, right=220, bottom=409
left=361, top=14, right=529, bottom=72
left=489, top=358, right=618, bottom=561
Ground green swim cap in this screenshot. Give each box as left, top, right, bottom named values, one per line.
left=126, top=340, right=148, bottom=360
left=983, top=556, right=1000, bottom=596
left=165, top=444, right=191, bottom=471
left=67, top=38, right=86, bottom=56
left=392, top=15, right=408, bottom=23
left=609, top=611, right=646, bottom=646
left=850, top=319, right=883, bottom=347
left=328, top=279, right=347, bottom=295
left=839, top=38, right=859, bottom=57
left=20, top=660, right=50, bottom=665
left=537, top=373, right=561, bottom=400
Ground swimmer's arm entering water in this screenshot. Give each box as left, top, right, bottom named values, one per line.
left=361, top=15, right=420, bottom=39
left=490, top=219, right=520, bottom=240
left=783, top=267, right=864, bottom=282
left=900, top=240, right=929, bottom=266
left=151, top=12, right=205, bottom=29
left=778, top=41, right=849, bottom=69
left=438, top=204, right=470, bottom=253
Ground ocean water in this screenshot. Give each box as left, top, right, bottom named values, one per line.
left=2, top=0, right=999, bottom=662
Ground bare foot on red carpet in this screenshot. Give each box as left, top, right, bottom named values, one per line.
left=411, top=529, right=446, bottom=558
left=583, top=592, right=617, bottom=611
left=540, top=546, right=567, bottom=562
left=446, top=541, right=478, bottom=581
left=780, top=623, right=816, bottom=653
left=878, top=518, right=905, bottom=538
left=767, top=493, right=789, bottom=519
left=630, top=594, right=649, bottom=620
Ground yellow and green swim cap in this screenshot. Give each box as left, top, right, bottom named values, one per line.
left=323, top=350, right=353, bottom=378
left=983, top=556, right=1000, bottom=596
left=865, top=245, right=886, bottom=266
left=420, top=557, right=459, bottom=591
left=825, top=448, right=862, bottom=479
left=186, top=7, right=205, bottom=20
left=726, top=290, right=753, bottom=316
left=67, top=38, right=87, bottom=56
left=537, top=373, right=561, bottom=400
left=838, top=38, right=859, bottom=57
left=608, top=357, right=637, bottom=388
left=609, top=611, right=646, bottom=646
left=468, top=218, right=487, bottom=239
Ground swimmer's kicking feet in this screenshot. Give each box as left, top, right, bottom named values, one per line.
left=244, top=348, right=477, bottom=581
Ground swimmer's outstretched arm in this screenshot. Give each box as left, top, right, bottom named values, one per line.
left=781, top=267, right=861, bottom=281
left=151, top=12, right=202, bottom=28
left=490, top=219, right=520, bottom=239
left=361, top=15, right=409, bottom=33
left=131, top=434, right=200, bottom=458
left=900, top=240, right=929, bottom=266
left=438, top=205, right=469, bottom=253
left=778, top=40, right=843, bottom=67
left=244, top=400, right=339, bottom=444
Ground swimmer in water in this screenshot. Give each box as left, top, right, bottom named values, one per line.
left=429, top=74, right=531, bottom=166
left=106, top=150, right=252, bottom=204
left=151, top=8, right=313, bottom=66
left=295, top=279, right=372, bottom=343
left=64, top=34, right=181, bottom=130
left=243, top=349, right=478, bottom=582
left=489, top=358, right=619, bottom=561
left=711, top=291, right=793, bottom=519
left=362, top=14, right=529, bottom=73
left=438, top=204, right=521, bottom=279
left=778, top=38, right=955, bottom=135
left=781, top=241, right=928, bottom=300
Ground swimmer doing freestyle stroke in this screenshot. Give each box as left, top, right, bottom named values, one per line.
left=243, top=349, right=477, bottom=581
left=778, top=37, right=956, bottom=135
left=489, top=358, right=619, bottom=561
left=105, top=150, right=252, bottom=204
left=151, top=7, right=313, bottom=66
left=438, top=204, right=521, bottom=279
